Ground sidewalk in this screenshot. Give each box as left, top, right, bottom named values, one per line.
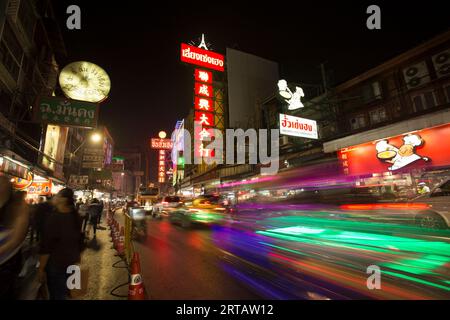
left=17, top=211, right=129, bottom=300
left=71, top=211, right=129, bottom=300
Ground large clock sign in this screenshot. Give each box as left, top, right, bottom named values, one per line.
left=59, top=61, right=111, bottom=103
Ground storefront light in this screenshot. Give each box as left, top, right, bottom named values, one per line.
left=3, top=156, right=30, bottom=170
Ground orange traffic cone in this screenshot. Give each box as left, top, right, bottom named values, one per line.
left=116, top=226, right=125, bottom=256
left=128, top=253, right=145, bottom=300
left=113, top=224, right=120, bottom=249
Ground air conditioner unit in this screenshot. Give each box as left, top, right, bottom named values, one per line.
left=280, top=136, right=289, bottom=146
left=432, top=49, right=450, bottom=79
left=403, top=61, right=430, bottom=90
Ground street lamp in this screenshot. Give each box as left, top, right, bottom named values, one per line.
left=71, top=131, right=103, bottom=156
left=158, top=131, right=167, bottom=139
left=90, top=132, right=102, bottom=143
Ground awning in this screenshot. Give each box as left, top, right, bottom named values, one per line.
left=323, top=109, right=450, bottom=153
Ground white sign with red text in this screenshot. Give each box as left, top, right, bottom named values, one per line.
left=279, top=113, right=318, bottom=139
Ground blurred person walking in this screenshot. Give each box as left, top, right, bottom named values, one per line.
left=0, top=176, right=30, bottom=299
left=78, top=200, right=89, bottom=237
left=97, top=200, right=104, bottom=225
left=30, top=197, right=52, bottom=243
left=38, top=188, right=82, bottom=300
left=87, top=199, right=102, bottom=239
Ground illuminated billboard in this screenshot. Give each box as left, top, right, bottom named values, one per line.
left=180, top=43, right=225, bottom=72
left=279, top=114, right=318, bottom=139
left=338, top=123, right=450, bottom=175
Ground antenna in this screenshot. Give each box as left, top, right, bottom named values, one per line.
left=198, top=34, right=208, bottom=50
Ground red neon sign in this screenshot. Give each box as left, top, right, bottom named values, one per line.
left=181, top=43, right=224, bottom=72
left=195, top=82, right=213, bottom=98
left=195, top=111, right=214, bottom=127
left=158, top=150, right=166, bottom=183
left=195, top=126, right=215, bottom=141
left=195, top=69, right=212, bottom=83
left=194, top=96, right=213, bottom=112
left=194, top=142, right=216, bottom=159
left=151, top=138, right=173, bottom=150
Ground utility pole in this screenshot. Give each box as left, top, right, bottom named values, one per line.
left=320, top=62, right=328, bottom=95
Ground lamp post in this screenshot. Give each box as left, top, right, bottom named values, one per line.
left=69, top=131, right=103, bottom=186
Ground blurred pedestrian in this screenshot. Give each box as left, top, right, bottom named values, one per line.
left=31, top=196, right=53, bottom=243
left=87, top=198, right=102, bottom=239
left=38, top=188, right=82, bottom=300
left=0, top=176, right=30, bottom=299
left=78, top=200, right=89, bottom=237
left=97, top=200, right=104, bottom=225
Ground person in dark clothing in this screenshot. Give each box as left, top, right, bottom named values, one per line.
left=77, top=200, right=89, bottom=237
left=38, top=188, right=82, bottom=300
left=87, top=199, right=102, bottom=239
left=0, top=176, right=29, bottom=299
left=97, top=200, right=104, bottom=225
left=30, top=197, right=52, bottom=243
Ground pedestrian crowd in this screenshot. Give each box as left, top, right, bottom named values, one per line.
left=0, top=176, right=106, bottom=300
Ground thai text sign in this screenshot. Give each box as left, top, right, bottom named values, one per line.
left=151, top=138, right=173, bottom=150
left=181, top=43, right=224, bottom=72
left=279, top=113, right=318, bottom=139
left=35, top=96, right=99, bottom=128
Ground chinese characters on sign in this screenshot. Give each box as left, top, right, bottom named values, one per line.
left=193, top=71, right=215, bottom=160
left=195, top=69, right=212, bottom=83
left=195, top=82, right=213, bottom=97
left=158, top=150, right=166, bottom=183
left=194, top=111, right=214, bottom=127
left=194, top=97, right=213, bottom=112
left=181, top=37, right=222, bottom=162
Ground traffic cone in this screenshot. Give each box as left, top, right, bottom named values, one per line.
left=110, top=220, right=116, bottom=238
left=115, top=226, right=125, bottom=256
left=128, top=253, right=145, bottom=300
left=113, top=224, right=120, bottom=249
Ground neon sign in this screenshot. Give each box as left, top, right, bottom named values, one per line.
left=181, top=43, right=224, bottom=72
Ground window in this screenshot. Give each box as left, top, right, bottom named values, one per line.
left=350, top=114, right=366, bottom=130
left=0, top=22, right=23, bottom=81
left=0, top=41, right=20, bottom=80
left=444, top=84, right=450, bottom=103
left=411, top=91, right=437, bottom=112
left=362, top=81, right=382, bottom=103
left=18, top=0, right=36, bottom=41
left=369, top=107, right=387, bottom=124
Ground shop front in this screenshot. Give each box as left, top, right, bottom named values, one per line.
left=327, top=121, right=450, bottom=199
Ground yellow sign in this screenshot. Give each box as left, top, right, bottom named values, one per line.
left=59, top=61, right=111, bottom=103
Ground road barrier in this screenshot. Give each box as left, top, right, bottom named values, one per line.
left=107, top=208, right=145, bottom=299
left=123, top=210, right=134, bottom=264
left=107, top=208, right=134, bottom=264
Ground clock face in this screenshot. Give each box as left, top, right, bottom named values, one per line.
left=59, top=61, right=111, bottom=103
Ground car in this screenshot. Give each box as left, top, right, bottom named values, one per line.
left=412, top=179, right=450, bottom=229
left=153, top=196, right=183, bottom=215
left=168, top=195, right=230, bottom=228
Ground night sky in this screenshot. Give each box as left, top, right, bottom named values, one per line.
left=52, top=0, right=448, bottom=179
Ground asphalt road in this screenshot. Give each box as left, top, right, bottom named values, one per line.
left=133, top=218, right=262, bottom=299
left=133, top=210, right=450, bottom=300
